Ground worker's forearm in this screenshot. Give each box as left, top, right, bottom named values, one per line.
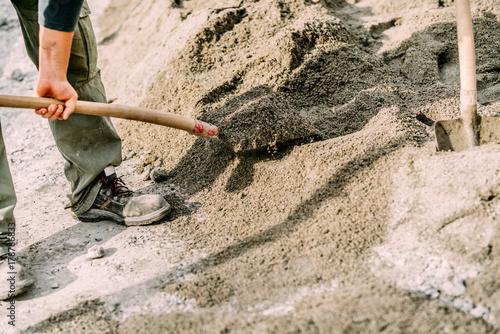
left=35, top=3, right=81, bottom=120
left=38, top=26, right=74, bottom=82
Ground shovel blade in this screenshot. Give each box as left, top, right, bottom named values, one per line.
left=435, top=116, right=500, bottom=151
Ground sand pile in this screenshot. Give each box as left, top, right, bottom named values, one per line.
left=16, top=0, right=500, bottom=332
left=201, top=85, right=323, bottom=152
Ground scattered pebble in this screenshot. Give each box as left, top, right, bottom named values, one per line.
left=86, top=245, right=105, bottom=260
left=151, top=168, right=171, bottom=183
left=142, top=165, right=153, bottom=181
left=470, top=304, right=488, bottom=318
left=51, top=282, right=59, bottom=289
left=10, top=68, right=25, bottom=81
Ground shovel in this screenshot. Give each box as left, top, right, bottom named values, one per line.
left=434, top=0, right=500, bottom=151
left=0, top=85, right=321, bottom=154
left=0, top=94, right=219, bottom=139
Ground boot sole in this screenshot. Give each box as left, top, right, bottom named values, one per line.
left=77, top=203, right=171, bottom=226
left=0, top=276, right=34, bottom=300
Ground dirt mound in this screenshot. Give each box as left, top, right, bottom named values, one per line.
left=7, top=0, right=500, bottom=332
left=202, top=85, right=323, bottom=152
left=94, top=0, right=500, bottom=332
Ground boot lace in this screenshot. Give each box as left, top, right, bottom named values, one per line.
left=101, top=175, right=133, bottom=199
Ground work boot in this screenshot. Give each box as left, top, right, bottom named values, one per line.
left=77, top=169, right=171, bottom=226
left=0, top=255, right=34, bottom=300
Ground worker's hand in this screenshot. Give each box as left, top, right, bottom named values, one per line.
left=35, top=26, right=77, bottom=121
left=34, top=79, right=78, bottom=121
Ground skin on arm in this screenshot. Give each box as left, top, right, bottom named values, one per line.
left=34, top=26, right=78, bottom=121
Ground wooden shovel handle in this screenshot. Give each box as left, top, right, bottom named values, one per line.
left=0, top=95, right=219, bottom=139
left=456, top=0, right=478, bottom=146
left=456, top=0, right=476, bottom=93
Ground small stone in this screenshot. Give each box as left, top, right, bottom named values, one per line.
left=95, top=238, right=102, bottom=242
left=452, top=298, right=473, bottom=312
left=11, top=69, right=25, bottom=82
left=86, top=245, right=105, bottom=260
left=123, top=149, right=136, bottom=160
left=150, top=168, right=171, bottom=183
left=142, top=165, right=152, bottom=181
left=142, top=152, right=156, bottom=164
left=135, top=165, right=145, bottom=174
left=470, top=304, right=488, bottom=318
left=51, top=282, right=59, bottom=289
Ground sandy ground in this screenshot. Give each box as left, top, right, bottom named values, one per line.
left=1, top=0, right=500, bottom=333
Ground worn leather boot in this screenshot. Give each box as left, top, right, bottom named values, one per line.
left=0, top=255, right=34, bottom=300
left=77, top=169, right=171, bottom=226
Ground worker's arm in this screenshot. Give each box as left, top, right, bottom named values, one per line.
left=35, top=27, right=77, bottom=121
left=35, top=0, right=84, bottom=121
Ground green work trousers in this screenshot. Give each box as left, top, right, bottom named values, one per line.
left=0, top=0, right=122, bottom=255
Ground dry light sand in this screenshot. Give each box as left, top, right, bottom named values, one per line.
left=1, top=0, right=500, bottom=333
